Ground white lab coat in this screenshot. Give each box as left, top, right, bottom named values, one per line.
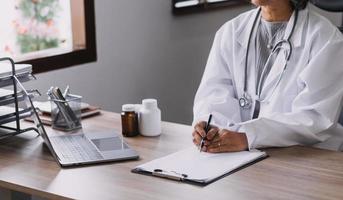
left=193, top=7, right=343, bottom=151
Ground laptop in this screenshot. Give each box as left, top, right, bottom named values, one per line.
left=26, top=95, right=139, bottom=167
left=44, top=131, right=139, bottom=167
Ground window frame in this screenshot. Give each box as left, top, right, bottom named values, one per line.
left=17, top=0, right=97, bottom=74
left=172, top=0, right=247, bottom=14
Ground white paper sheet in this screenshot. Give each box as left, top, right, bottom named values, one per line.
left=134, top=146, right=267, bottom=182
left=0, top=62, right=32, bottom=78
left=33, top=101, right=90, bottom=113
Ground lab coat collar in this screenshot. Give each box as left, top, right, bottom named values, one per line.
left=235, top=8, right=259, bottom=49
left=236, top=7, right=308, bottom=49
left=284, top=7, right=308, bottom=48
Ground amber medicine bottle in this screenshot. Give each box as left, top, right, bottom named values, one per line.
left=121, top=104, right=139, bottom=137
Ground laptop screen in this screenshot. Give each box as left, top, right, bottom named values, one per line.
left=17, top=77, right=58, bottom=159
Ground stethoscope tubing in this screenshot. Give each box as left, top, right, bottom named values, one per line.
left=257, top=41, right=290, bottom=102
left=241, top=7, right=299, bottom=107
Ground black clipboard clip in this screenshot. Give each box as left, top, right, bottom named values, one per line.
left=152, top=169, right=188, bottom=181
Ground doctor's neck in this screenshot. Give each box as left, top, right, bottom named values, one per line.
left=261, top=2, right=293, bottom=22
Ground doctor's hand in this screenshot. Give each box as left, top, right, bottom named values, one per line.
left=202, top=129, right=248, bottom=153
left=192, top=121, right=219, bottom=147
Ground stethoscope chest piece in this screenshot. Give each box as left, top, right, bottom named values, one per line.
left=239, top=92, right=252, bottom=109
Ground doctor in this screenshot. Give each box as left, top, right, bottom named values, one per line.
left=192, top=0, right=343, bottom=152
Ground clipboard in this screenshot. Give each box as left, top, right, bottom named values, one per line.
left=132, top=147, right=268, bottom=186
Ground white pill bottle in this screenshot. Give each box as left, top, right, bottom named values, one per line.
left=139, top=99, right=161, bottom=137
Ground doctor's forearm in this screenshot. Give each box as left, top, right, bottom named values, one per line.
left=238, top=115, right=333, bottom=150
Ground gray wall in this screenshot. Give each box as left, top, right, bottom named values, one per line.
left=26, top=1, right=342, bottom=125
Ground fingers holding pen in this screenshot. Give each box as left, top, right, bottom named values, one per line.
left=192, top=130, right=202, bottom=146
left=194, top=121, right=207, bottom=138
left=205, top=130, right=249, bottom=153
left=206, top=127, right=219, bottom=140
left=202, top=127, right=219, bottom=146
left=193, top=120, right=249, bottom=153
left=192, top=121, right=207, bottom=147
left=192, top=121, right=219, bottom=148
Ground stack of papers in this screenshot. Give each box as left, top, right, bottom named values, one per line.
left=0, top=62, right=32, bottom=78
left=25, top=101, right=101, bottom=125
left=0, top=89, right=17, bottom=106
left=0, top=88, right=14, bottom=97
left=0, top=106, right=32, bottom=125
left=33, top=101, right=90, bottom=113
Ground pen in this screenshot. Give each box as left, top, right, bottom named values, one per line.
left=200, top=114, right=212, bottom=152
left=63, top=85, right=70, bottom=98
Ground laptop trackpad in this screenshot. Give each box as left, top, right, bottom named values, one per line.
left=91, top=137, right=129, bottom=151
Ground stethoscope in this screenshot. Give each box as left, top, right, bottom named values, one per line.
left=239, top=8, right=299, bottom=109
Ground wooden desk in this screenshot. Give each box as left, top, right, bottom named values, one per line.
left=0, top=111, right=342, bottom=200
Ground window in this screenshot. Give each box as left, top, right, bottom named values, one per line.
left=0, top=0, right=96, bottom=73
left=172, top=0, right=246, bottom=14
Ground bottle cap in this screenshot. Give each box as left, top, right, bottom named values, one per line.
left=142, top=99, right=158, bottom=109
left=122, top=104, right=135, bottom=112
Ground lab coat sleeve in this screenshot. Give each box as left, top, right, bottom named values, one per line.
left=193, top=25, right=241, bottom=129
left=240, top=31, right=343, bottom=149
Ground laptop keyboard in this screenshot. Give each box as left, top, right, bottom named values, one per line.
left=50, top=134, right=104, bottom=163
